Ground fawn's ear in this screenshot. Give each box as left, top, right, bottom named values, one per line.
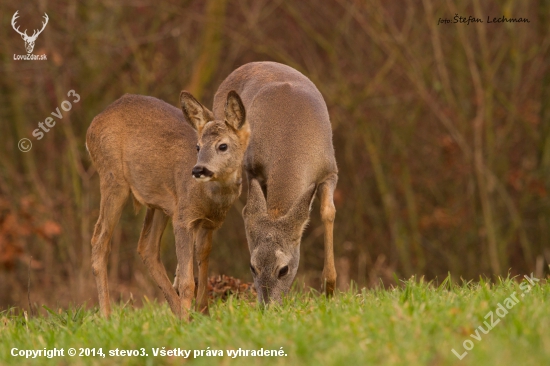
left=180, top=91, right=214, bottom=133
left=224, top=90, right=246, bottom=130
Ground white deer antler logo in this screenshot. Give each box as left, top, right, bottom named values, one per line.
left=11, top=11, right=49, bottom=54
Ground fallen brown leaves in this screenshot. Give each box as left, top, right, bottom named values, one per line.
left=201, top=275, right=256, bottom=301
left=0, top=196, right=62, bottom=270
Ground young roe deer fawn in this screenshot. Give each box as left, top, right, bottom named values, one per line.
left=86, top=91, right=248, bottom=319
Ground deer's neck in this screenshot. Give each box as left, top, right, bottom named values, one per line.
left=202, top=169, right=242, bottom=208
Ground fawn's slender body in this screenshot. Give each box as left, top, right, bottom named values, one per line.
left=212, top=62, right=338, bottom=303
left=86, top=92, right=247, bottom=318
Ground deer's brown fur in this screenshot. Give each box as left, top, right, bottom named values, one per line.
left=86, top=92, right=248, bottom=319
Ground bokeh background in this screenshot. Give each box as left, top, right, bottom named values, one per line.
left=0, top=0, right=549, bottom=309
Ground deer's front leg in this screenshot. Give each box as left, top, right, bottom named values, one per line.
left=137, top=208, right=181, bottom=317
left=195, top=228, right=213, bottom=314
left=318, top=175, right=338, bottom=296
left=172, top=264, right=180, bottom=294
left=173, top=221, right=195, bottom=320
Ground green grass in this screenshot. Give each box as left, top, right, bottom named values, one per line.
left=1, top=276, right=549, bottom=365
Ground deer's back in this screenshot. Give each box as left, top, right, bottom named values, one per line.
left=86, top=94, right=197, bottom=215
left=214, top=62, right=337, bottom=213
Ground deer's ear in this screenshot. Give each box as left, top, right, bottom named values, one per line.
left=280, top=183, right=316, bottom=238
left=243, top=178, right=267, bottom=221
left=224, top=90, right=246, bottom=130
left=180, top=91, right=214, bottom=133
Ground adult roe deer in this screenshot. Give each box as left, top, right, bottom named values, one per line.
left=86, top=91, right=248, bottom=319
left=212, top=61, right=338, bottom=304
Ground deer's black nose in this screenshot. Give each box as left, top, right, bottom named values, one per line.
left=192, top=166, right=214, bottom=178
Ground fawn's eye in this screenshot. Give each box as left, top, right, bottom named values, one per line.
left=196, top=145, right=200, bottom=152
left=278, top=265, right=289, bottom=278
left=250, top=264, right=257, bottom=276
left=219, top=143, right=228, bottom=151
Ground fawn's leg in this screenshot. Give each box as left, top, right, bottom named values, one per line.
left=195, top=228, right=213, bottom=314
left=318, top=174, right=338, bottom=296
left=137, top=208, right=181, bottom=316
left=91, top=180, right=129, bottom=317
left=173, top=221, right=195, bottom=320
left=172, top=264, right=180, bottom=294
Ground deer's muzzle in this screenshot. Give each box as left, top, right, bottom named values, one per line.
left=192, top=166, right=214, bottom=181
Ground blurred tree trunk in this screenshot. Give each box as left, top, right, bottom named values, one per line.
left=187, top=0, right=228, bottom=101
left=362, top=124, right=413, bottom=277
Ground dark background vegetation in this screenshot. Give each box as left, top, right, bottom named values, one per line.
left=0, top=0, right=549, bottom=309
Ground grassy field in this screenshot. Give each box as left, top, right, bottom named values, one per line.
left=0, top=276, right=548, bottom=366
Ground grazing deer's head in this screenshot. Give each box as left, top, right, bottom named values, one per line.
left=180, top=90, right=249, bottom=184
left=11, top=11, right=49, bottom=54
left=243, top=179, right=316, bottom=304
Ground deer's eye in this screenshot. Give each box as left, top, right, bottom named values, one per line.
left=278, top=265, right=289, bottom=278
left=196, top=145, right=200, bottom=152
left=218, top=143, right=228, bottom=151
left=250, top=264, right=257, bottom=276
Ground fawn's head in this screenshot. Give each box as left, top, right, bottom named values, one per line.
left=180, top=90, right=249, bottom=183
left=243, top=179, right=316, bottom=304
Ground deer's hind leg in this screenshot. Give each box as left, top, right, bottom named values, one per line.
left=137, top=208, right=182, bottom=316
left=91, top=178, right=129, bottom=317
left=317, top=174, right=338, bottom=296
